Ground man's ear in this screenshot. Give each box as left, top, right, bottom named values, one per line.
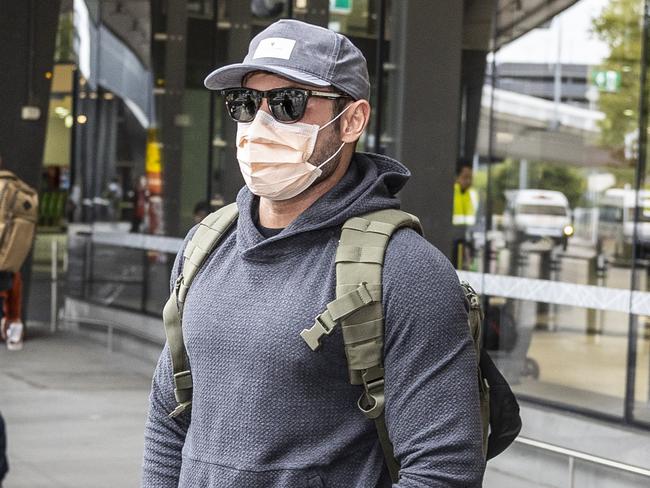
left=340, top=100, right=371, bottom=143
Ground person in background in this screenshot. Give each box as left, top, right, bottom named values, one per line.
left=132, top=175, right=150, bottom=233
left=0, top=272, right=23, bottom=350
left=452, top=159, right=479, bottom=269
left=106, top=177, right=124, bottom=221
left=0, top=153, right=26, bottom=351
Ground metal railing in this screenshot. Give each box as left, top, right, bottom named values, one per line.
left=514, top=436, right=650, bottom=487
left=55, top=227, right=181, bottom=350
left=50, top=239, right=63, bottom=332
left=66, top=228, right=181, bottom=317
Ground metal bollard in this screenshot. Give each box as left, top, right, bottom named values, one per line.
left=50, top=239, right=58, bottom=333
left=550, top=250, right=562, bottom=280
left=596, top=253, right=608, bottom=334
left=586, top=253, right=600, bottom=335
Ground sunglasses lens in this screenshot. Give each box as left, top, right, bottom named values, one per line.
left=268, top=89, right=308, bottom=123
left=224, top=89, right=258, bottom=123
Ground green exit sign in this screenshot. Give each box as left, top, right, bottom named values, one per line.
left=592, top=70, right=621, bottom=93
left=330, top=0, right=352, bottom=13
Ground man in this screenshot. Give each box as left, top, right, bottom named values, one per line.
left=452, top=161, right=479, bottom=269
left=142, top=19, right=484, bottom=487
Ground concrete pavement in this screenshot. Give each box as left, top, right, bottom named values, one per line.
left=0, top=325, right=155, bottom=488
left=2, top=323, right=650, bottom=487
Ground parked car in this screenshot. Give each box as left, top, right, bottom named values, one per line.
left=598, top=187, right=650, bottom=260
left=503, top=189, right=573, bottom=247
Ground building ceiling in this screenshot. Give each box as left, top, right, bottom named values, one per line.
left=78, top=0, right=581, bottom=69
left=496, top=0, right=580, bottom=49
left=464, top=0, right=579, bottom=51
left=99, top=0, right=151, bottom=68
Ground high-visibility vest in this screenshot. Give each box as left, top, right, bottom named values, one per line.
left=453, top=183, right=478, bottom=226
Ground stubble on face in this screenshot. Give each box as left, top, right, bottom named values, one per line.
left=309, top=121, right=345, bottom=185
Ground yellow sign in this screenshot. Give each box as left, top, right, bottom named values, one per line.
left=146, top=128, right=162, bottom=174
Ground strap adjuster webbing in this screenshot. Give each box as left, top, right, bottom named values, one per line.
left=300, top=283, right=376, bottom=351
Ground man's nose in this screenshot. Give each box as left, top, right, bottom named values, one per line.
left=259, top=97, right=272, bottom=115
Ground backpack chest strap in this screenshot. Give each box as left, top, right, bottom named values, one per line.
left=300, top=282, right=381, bottom=351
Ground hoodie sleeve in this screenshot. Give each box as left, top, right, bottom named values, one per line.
left=141, top=229, right=196, bottom=487
left=382, top=229, right=485, bottom=487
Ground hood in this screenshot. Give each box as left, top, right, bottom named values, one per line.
left=235, top=152, right=410, bottom=261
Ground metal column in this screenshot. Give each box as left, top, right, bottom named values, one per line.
left=160, top=0, right=189, bottom=237
left=0, top=0, right=61, bottom=324
left=219, top=1, right=252, bottom=204
left=385, top=0, right=464, bottom=258
left=0, top=0, right=61, bottom=190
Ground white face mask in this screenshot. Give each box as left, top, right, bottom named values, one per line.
left=236, top=105, right=350, bottom=201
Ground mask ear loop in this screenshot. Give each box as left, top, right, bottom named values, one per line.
left=314, top=102, right=353, bottom=169
left=318, top=102, right=354, bottom=132
left=315, top=141, right=346, bottom=170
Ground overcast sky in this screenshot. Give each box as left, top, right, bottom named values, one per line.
left=496, top=0, right=611, bottom=65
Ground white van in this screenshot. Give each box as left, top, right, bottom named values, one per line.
left=598, top=188, right=650, bottom=259
left=503, top=190, right=573, bottom=244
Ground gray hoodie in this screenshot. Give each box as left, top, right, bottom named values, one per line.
left=142, top=152, right=485, bottom=487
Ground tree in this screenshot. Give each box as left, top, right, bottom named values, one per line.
left=527, top=162, right=586, bottom=208
left=591, top=0, right=644, bottom=158
left=481, top=159, right=586, bottom=214
left=55, top=12, right=75, bottom=64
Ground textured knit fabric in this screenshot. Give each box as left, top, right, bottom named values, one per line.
left=141, top=152, right=485, bottom=487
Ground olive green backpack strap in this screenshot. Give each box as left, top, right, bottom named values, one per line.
left=300, top=208, right=422, bottom=483
left=162, top=202, right=239, bottom=418
left=460, top=281, right=490, bottom=456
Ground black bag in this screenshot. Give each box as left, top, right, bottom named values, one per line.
left=0, top=412, right=8, bottom=482
left=484, top=302, right=518, bottom=352
left=480, top=349, right=522, bottom=459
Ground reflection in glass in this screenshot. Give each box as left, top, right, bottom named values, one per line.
left=473, top=0, right=648, bottom=419
left=329, top=0, right=379, bottom=38
left=633, top=322, right=650, bottom=424
left=250, top=0, right=287, bottom=19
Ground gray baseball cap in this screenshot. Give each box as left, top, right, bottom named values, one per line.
left=204, top=19, right=370, bottom=100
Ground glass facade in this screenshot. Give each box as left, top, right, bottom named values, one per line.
left=41, top=0, right=650, bottom=431
left=52, top=1, right=398, bottom=235
left=467, top=0, right=650, bottom=427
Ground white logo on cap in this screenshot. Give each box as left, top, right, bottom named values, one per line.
left=253, top=37, right=296, bottom=60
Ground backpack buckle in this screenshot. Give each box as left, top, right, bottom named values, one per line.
left=300, top=312, right=337, bottom=351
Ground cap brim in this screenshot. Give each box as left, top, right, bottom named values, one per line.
left=204, top=63, right=330, bottom=90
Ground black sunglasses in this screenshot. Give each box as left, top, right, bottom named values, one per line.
left=221, top=87, right=348, bottom=124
